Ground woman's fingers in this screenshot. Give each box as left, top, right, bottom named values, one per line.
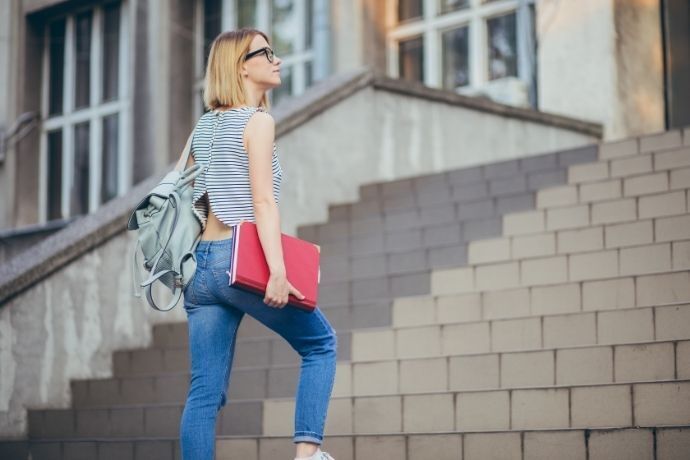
left=264, top=294, right=287, bottom=308
left=289, top=282, right=305, bottom=300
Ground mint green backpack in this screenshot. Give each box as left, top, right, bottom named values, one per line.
left=127, top=131, right=203, bottom=311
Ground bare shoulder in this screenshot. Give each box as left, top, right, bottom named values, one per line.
left=246, top=110, right=274, bottom=132
left=244, top=110, right=275, bottom=150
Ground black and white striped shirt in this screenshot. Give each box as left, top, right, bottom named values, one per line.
left=191, top=106, right=283, bottom=229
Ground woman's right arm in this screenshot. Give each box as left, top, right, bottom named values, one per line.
left=245, top=111, right=303, bottom=308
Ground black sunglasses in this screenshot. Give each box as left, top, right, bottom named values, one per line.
left=244, top=46, right=275, bottom=63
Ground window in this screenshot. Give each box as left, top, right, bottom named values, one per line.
left=399, top=0, right=424, bottom=22
left=40, top=1, right=130, bottom=222
left=487, top=12, right=517, bottom=80
left=439, top=0, right=469, bottom=14
left=387, top=0, right=536, bottom=107
left=193, top=0, right=328, bottom=117
left=441, top=25, right=469, bottom=89
left=399, top=36, right=424, bottom=83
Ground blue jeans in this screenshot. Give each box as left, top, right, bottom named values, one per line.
left=179, top=238, right=338, bottom=460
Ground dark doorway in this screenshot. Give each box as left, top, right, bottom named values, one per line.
left=661, top=0, right=690, bottom=129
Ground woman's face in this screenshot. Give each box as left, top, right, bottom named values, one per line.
left=242, top=34, right=282, bottom=89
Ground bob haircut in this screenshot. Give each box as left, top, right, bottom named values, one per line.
left=203, top=28, right=272, bottom=111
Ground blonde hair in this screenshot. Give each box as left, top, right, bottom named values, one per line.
left=203, top=28, right=272, bottom=111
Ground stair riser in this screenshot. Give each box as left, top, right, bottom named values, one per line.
left=397, top=271, right=690, bottom=328
left=320, top=144, right=686, bottom=239
left=466, top=217, right=690, bottom=266
left=123, top=300, right=690, bottom=380
left=6, top=426, right=690, bottom=460
left=144, top=269, right=690, bottom=356
left=28, top=400, right=262, bottom=440
left=28, top=382, right=690, bottom=439
left=73, top=340, right=689, bottom=407
left=323, top=167, right=576, bottom=224
left=353, top=304, right=690, bottom=362
left=114, top=331, right=351, bottom=377
left=267, top=382, right=690, bottom=437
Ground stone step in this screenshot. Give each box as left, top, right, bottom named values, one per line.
left=467, top=215, right=690, bottom=266
left=112, top=329, right=352, bottom=377
left=27, top=380, right=690, bottom=440
left=134, top=269, right=690, bottom=369
left=316, top=146, right=597, bottom=224
left=314, top=192, right=690, bottom=296
left=315, top=224, right=690, bottom=306
left=316, top=143, right=687, bottom=239
left=502, top=188, right=689, bottom=240
left=310, top=174, right=689, bottom=262
left=352, top=303, right=690, bottom=362
left=567, top=145, right=690, bottom=186
left=268, top=380, right=690, bottom=437
left=406, top=270, right=690, bottom=327
left=306, top=186, right=690, bottom=308
left=305, top=138, right=688, bottom=281
left=72, top=338, right=689, bottom=408
left=600, top=128, right=688, bottom=160
left=4, top=425, right=690, bottom=460
left=137, top=270, right=690, bottom=365
left=148, top=301, right=387, bottom=350
left=431, top=237, right=690, bottom=294
left=539, top=164, right=690, bottom=210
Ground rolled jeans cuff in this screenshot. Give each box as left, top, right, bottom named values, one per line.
left=293, top=431, right=323, bottom=445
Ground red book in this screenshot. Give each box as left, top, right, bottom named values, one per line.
left=228, top=221, right=320, bottom=312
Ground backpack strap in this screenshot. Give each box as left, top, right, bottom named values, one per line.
left=175, top=130, right=196, bottom=172
left=144, top=277, right=183, bottom=312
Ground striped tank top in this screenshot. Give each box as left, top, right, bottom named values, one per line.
left=191, top=106, right=283, bottom=229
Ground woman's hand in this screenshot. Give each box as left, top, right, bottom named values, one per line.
left=264, top=272, right=305, bottom=308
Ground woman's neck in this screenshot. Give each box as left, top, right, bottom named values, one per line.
left=243, top=82, right=266, bottom=108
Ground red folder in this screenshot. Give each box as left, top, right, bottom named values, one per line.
left=228, top=221, right=321, bottom=312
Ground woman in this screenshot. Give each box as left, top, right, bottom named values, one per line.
left=178, top=28, right=338, bottom=460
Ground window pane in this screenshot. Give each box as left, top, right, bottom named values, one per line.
left=48, top=19, right=66, bottom=116
left=305, top=61, right=313, bottom=88
left=487, top=12, right=518, bottom=80
left=103, top=2, right=120, bottom=101
left=442, top=26, right=469, bottom=89
left=204, top=0, right=222, bottom=68
left=47, top=130, right=63, bottom=220
left=398, top=0, right=423, bottom=22
left=272, top=0, right=297, bottom=56
left=439, top=0, right=469, bottom=14
left=101, top=114, right=119, bottom=203
left=398, top=36, right=424, bottom=83
left=305, top=0, right=313, bottom=49
left=271, top=65, right=292, bottom=105
left=75, top=11, right=92, bottom=109
left=71, top=122, right=90, bottom=216
left=237, top=0, right=258, bottom=27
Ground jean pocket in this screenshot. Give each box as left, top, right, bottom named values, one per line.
left=207, top=249, right=231, bottom=269
left=210, top=267, right=232, bottom=290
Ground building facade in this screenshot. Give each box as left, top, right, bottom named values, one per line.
left=0, top=0, right=686, bottom=233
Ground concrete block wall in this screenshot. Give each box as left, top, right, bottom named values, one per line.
left=2, top=127, right=690, bottom=459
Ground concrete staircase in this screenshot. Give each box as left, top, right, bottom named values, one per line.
left=2, top=128, right=690, bottom=459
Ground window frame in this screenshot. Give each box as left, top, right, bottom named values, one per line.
left=39, top=0, right=131, bottom=223
left=386, top=0, right=534, bottom=96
